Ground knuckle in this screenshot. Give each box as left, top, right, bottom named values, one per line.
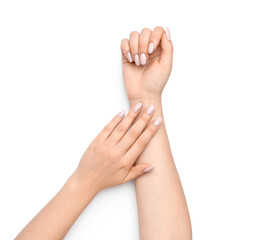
left=137, top=137, right=147, bottom=148
left=139, top=44, right=148, bottom=53
left=129, top=128, right=138, bottom=138
left=108, top=151, right=119, bottom=161
left=154, top=26, right=164, bottom=32
left=127, top=111, right=136, bottom=121
left=141, top=28, right=152, bottom=34
left=99, top=144, right=108, bottom=154
left=121, top=38, right=128, bottom=47
left=103, top=124, right=112, bottom=133
left=140, top=112, right=151, bottom=122
left=130, top=31, right=139, bottom=37
left=116, top=124, right=125, bottom=134
left=147, top=124, right=157, bottom=134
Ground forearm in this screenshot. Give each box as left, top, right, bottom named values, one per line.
left=15, top=172, right=98, bottom=240
left=131, top=98, right=192, bottom=240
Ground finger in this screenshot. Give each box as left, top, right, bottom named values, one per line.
left=139, top=28, right=152, bottom=65
left=118, top=105, right=155, bottom=151
left=95, top=109, right=126, bottom=142
left=122, top=164, right=154, bottom=183
left=121, top=38, right=133, bottom=63
left=125, top=117, right=163, bottom=165
left=160, top=27, right=173, bottom=67
left=108, top=102, right=143, bottom=143
left=129, top=31, right=140, bottom=66
left=147, top=26, right=164, bottom=54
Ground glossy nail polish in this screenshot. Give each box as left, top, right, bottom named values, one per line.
left=165, top=27, right=171, bottom=41
left=148, top=42, right=154, bottom=54
left=144, top=166, right=154, bottom=173
left=154, top=117, right=163, bottom=126
left=146, top=105, right=155, bottom=115
left=117, top=110, right=126, bottom=118
left=127, top=52, right=133, bottom=62
left=140, top=53, right=147, bottom=65
left=134, top=54, right=140, bottom=66
left=133, top=102, right=143, bottom=112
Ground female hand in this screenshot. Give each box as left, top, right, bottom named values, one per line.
left=120, top=27, right=173, bottom=103
left=72, top=102, right=163, bottom=193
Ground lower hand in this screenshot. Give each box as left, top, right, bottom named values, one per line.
left=71, top=102, right=163, bottom=194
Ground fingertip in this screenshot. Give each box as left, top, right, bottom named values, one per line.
left=143, top=165, right=155, bottom=173
left=117, top=109, right=126, bottom=119
left=148, top=42, right=154, bottom=54
left=165, top=27, right=171, bottom=41
left=127, top=52, right=133, bottom=62
left=153, top=117, right=163, bottom=127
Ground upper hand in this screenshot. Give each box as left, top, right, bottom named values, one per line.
left=121, top=27, right=173, bottom=103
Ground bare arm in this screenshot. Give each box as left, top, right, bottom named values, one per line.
left=121, top=26, right=192, bottom=239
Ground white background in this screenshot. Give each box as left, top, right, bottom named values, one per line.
left=0, top=0, right=259, bottom=239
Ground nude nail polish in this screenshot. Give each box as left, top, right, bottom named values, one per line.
left=144, top=166, right=154, bottom=173
left=148, top=42, right=154, bottom=54
left=127, top=52, right=133, bottom=62
left=146, top=105, right=155, bottom=115
left=154, top=117, right=163, bottom=126
left=140, top=53, right=147, bottom=65
left=117, top=110, right=126, bottom=118
left=134, top=54, right=140, bottom=66
left=165, top=27, right=171, bottom=41
left=133, top=102, right=143, bottom=112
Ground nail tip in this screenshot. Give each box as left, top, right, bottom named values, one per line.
left=154, top=117, right=163, bottom=126
left=118, top=109, right=126, bottom=118
left=144, top=166, right=155, bottom=173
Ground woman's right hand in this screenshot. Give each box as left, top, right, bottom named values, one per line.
left=71, top=102, right=162, bottom=193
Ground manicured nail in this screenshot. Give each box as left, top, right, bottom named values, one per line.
left=148, top=42, right=154, bottom=54
left=134, top=54, right=140, bottom=66
left=144, top=166, right=154, bottom=173
left=146, top=105, right=155, bottom=115
left=133, top=102, right=143, bottom=112
left=140, top=53, right=147, bottom=65
left=117, top=110, right=126, bottom=119
left=127, top=52, right=133, bottom=62
left=154, top=117, right=163, bottom=126
left=165, top=27, right=171, bottom=41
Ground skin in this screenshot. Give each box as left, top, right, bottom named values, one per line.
left=121, top=26, right=192, bottom=239
left=15, top=105, right=162, bottom=240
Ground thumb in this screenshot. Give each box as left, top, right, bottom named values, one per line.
left=160, top=27, right=174, bottom=67
left=123, top=164, right=155, bottom=183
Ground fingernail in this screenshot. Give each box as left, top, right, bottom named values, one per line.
left=134, top=54, right=140, bottom=66
left=154, top=117, right=163, bottom=126
left=144, top=166, right=154, bottom=173
left=117, top=110, right=126, bottom=119
left=146, top=105, right=155, bottom=115
left=133, top=102, right=143, bottom=112
left=148, top=42, right=154, bottom=54
left=165, top=27, right=171, bottom=41
left=140, top=53, right=147, bottom=65
left=127, top=52, right=133, bottom=62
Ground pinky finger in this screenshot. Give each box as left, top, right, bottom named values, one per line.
left=95, top=109, right=126, bottom=142
left=121, top=38, right=133, bottom=63
left=123, top=164, right=154, bottom=183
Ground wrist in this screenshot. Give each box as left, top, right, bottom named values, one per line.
left=129, top=95, right=162, bottom=107
left=65, top=170, right=99, bottom=200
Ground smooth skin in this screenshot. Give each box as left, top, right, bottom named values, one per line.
left=121, top=27, right=192, bottom=240
left=15, top=104, right=162, bottom=240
